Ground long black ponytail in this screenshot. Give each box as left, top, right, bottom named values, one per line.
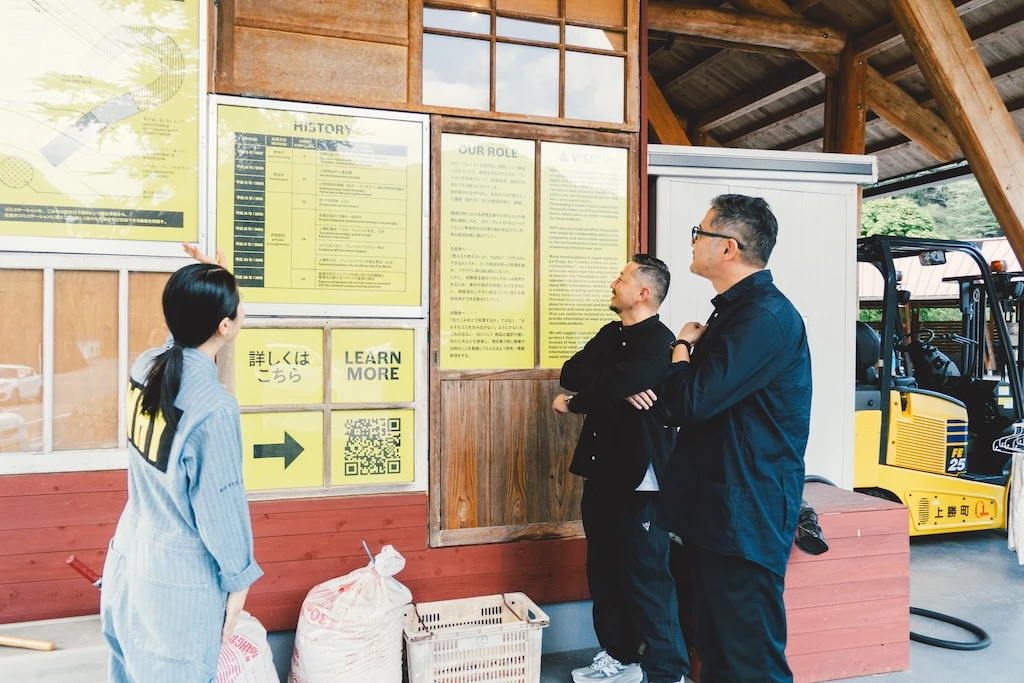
left=139, top=264, right=239, bottom=430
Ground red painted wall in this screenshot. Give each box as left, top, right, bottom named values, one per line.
left=0, top=472, right=588, bottom=631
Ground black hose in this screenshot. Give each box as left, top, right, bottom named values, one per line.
left=803, top=475, right=992, bottom=650
left=910, top=607, right=991, bottom=650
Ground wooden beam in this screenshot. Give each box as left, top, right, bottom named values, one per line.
left=694, top=62, right=822, bottom=132
left=852, top=0, right=1000, bottom=59
left=880, top=7, right=1024, bottom=84
left=729, top=0, right=958, bottom=161
left=790, top=0, right=822, bottom=12
left=656, top=34, right=800, bottom=58
left=887, top=0, right=1024, bottom=255
left=835, top=46, right=867, bottom=154
left=731, top=46, right=1024, bottom=148
left=647, top=71, right=692, bottom=145
left=647, top=1, right=847, bottom=55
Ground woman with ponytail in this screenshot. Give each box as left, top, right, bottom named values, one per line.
left=100, top=262, right=262, bottom=682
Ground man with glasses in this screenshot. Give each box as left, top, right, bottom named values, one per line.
left=629, top=194, right=812, bottom=682
left=553, top=254, right=689, bottom=683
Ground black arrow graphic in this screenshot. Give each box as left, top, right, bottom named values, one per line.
left=254, top=432, right=304, bottom=469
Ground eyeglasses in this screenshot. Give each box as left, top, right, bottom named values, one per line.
left=692, top=225, right=745, bottom=250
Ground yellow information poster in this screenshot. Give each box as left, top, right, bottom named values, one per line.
left=540, top=143, right=628, bottom=368
left=331, top=329, right=415, bottom=404
left=440, top=134, right=535, bottom=369
left=0, top=0, right=200, bottom=242
left=331, top=409, right=414, bottom=486
left=235, top=329, right=323, bottom=406
left=241, top=411, right=323, bottom=491
left=215, top=104, right=424, bottom=307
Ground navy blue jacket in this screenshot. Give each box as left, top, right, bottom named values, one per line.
left=561, top=315, right=677, bottom=490
left=658, top=270, right=812, bottom=576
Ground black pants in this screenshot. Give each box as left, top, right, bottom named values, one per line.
left=691, top=546, right=792, bottom=683
left=582, top=481, right=689, bottom=682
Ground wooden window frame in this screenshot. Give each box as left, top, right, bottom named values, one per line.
left=0, top=252, right=190, bottom=475
left=417, top=0, right=639, bottom=132
left=428, top=115, right=639, bottom=546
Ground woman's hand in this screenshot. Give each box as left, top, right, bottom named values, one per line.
left=222, top=588, right=249, bottom=643
left=182, top=242, right=226, bottom=267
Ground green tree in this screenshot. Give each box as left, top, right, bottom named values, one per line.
left=861, top=197, right=940, bottom=238
left=905, top=179, right=1002, bottom=240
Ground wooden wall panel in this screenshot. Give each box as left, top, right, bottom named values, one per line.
left=236, top=0, right=409, bottom=41
left=225, top=27, right=408, bottom=104
left=0, top=472, right=589, bottom=631
left=0, top=270, right=43, bottom=370
left=490, top=380, right=536, bottom=526
left=441, top=381, right=490, bottom=529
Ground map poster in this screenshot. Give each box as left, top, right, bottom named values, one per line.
left=0, top=0, right=200, bottom=242
left=540, top=142, right=628, bottom=368
left=215, top=102, right=425, bottom=308
left=440, top=134, right=535, bottom=370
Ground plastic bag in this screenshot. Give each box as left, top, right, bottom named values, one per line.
left=289, top=545, right=413, bottom=683
left=216, top=611, right=279, bottom=683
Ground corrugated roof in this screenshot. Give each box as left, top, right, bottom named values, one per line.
left=858, top=238, right=1020, bottom=301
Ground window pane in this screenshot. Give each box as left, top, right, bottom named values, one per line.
left=424, top=34, right=491, bottom=111
left=566, top=0, right=624, bottom=26
left=497, top=0, right=558, bottom=18
left=495, top=43, right=558, bottom=117
left=129, top=272, right=171, bottom=368
left=54, top=271, right=118, bottom=451
left=496, top=17, right=559, bottom=43
left=424, top=8, right=491, bottom=34
left=565, top=51, right=624, bottom=122
left=566, top=26, right=625, bottom=51
left=0, top=270, right=43, bottom=453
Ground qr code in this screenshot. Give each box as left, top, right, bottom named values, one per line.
left=343, top=417, right=402, bottom=476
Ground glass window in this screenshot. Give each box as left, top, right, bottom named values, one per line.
left=129, top=272, right=171, bottom=369
left=423, top=8, right=491, bottom=34
left=54, top=271, right=119, bottom=451
left=0, top=270, right=43, bottom=454
left=565, top=51, right=624, bottom=123
left=496, top=17, right=559, bottom=43
left=495, top=43, right=559, bottom=117
left=566, top=26, right=625, bottom=51
left=424, top=34, right=491, bottom=111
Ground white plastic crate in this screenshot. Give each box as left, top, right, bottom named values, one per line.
left=403, top=592, right=549, bottom=683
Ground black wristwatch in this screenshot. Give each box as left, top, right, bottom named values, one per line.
left=670, top=338, right=693, bottom=354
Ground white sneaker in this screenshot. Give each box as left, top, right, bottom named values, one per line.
left=571, top=651, right=644, bottom=683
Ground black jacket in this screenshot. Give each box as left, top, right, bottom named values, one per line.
left=561, top=315, right=677, bottom=491
left=658, top=271, right=812, bottom=577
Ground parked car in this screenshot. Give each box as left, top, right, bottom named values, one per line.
left=0, top=411, right=27, bottom=452
left=0, top=364, right=42, bottom=404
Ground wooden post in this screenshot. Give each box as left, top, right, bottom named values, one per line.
left=887, top=0, right=1024, bottom=264
left=823, top=44, right=866, bottom=154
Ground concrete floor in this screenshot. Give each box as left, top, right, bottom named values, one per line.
left=4, top=530, right=1020, bottom=682
left=541, top=530, right=1024, bottom=682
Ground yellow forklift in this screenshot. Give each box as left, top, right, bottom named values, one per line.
left=854, top=236, right=1024, bottom=535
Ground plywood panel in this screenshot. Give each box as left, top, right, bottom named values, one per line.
left=498, top=0, right=560, bottom=18
left=441, top=381, right=490, bottom=529
left=128, top=272, right=170, bottom=369
left=230, top=27, right=408, bottom=104
left=53, top=271, right=119, bottom=451
left=788, top=642, right=910, bottom=683
left=489, top=380, right=536, bottom=526
left=0, top=270, right=42, bottom=371
left=236, top=0, right=409, bottom=40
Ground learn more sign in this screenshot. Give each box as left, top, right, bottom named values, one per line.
left=331, top=328, right=415, bottom=404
